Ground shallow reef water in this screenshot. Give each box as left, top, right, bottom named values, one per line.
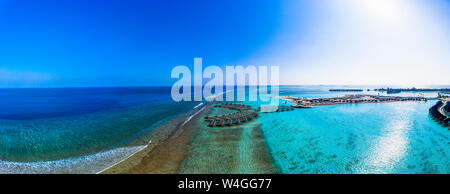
left=256, top=87, right=450, bottom=174
left=178, top=106, right=276, bottom=174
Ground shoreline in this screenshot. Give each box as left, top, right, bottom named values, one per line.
left=99, top=102, right=212, bottom=174
left=96, top=140, right=151, bottom=174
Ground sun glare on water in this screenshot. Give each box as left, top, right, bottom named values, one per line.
left=362, top=104, right=414, bottom=173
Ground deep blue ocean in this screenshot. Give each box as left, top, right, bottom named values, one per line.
left=0, top=87, right=198, bottom=173
left=0, top=87, right=175, bottom=120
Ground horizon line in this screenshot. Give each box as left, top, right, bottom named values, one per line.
left=1, top=84, right=450, bottom=89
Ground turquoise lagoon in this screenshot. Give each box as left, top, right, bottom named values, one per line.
left=250, top=86, right=449, bottom=174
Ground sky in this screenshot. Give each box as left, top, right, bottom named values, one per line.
left=0, top=0, right=449, bottom=87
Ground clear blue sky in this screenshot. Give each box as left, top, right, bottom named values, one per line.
left=0, top=0, right=449, bottom=87
left=0, top=0, right=284, bottom=87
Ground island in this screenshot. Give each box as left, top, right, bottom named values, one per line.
left=375, top=87, right=450, bottom=94
left=276, top=94, right=427, bottom=108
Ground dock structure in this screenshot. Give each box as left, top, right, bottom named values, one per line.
left=276, top=95, right=428, bottom=108
left=260, top=105, right=295, bottom=113
left=429, top=101, right=450, bottom=128
left=375, top=88, right=450, bottom=94
left=206, top=103, right=259, bottom=127
left=329, top=89, right=363, bottom=92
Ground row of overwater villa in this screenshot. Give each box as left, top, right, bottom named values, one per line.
left=205, top=103, right=259, bottom=127
left=280, top=95, right=428, bottom=108
left=429, top=100, right=450, bottom=128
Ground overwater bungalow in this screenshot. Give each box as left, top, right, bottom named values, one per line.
left=207, top=102, right=261, bottom=127
left=236, top=118, right=241, bottom=124
left=217, top=119, right=225, bottom=127
left=429, top=101, right=450, bottom=127
left=226, top=118, right=233, bottom=126
left=208, top=120, right=216, bottom=127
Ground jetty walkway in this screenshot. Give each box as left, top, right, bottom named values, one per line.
left=278, top=95, right=428, bottom=108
